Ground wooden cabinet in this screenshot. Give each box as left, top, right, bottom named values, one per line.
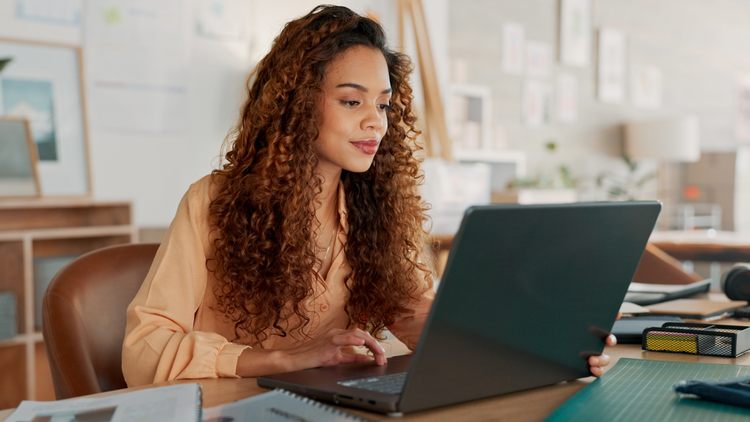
left=0, top=199, right=136, bottom=409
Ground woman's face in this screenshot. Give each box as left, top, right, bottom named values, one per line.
left=315, top=45, right=392, bottom=176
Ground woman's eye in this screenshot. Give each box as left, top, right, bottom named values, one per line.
left=378, top=103, right=392, bottom=110
left=341, top=100, right=360, bottom=107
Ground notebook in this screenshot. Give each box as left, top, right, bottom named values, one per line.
left=623, top=279, right=711, bottom=306
left=258, top=201, right=662, bottom=415
left=611, top=315, right=684, bottom=343
left=204, top=389, right=373, bottom=422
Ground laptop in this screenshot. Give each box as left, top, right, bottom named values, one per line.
left=258, top=201, right=662, bottom=415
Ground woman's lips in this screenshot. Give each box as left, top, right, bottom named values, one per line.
left=351, top=140, right=379, bottom=154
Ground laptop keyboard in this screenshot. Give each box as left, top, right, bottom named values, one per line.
left=337, top=372, right=407, bottom=394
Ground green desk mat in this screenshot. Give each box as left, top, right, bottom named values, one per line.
left=545, top=358, right=750, bottom=421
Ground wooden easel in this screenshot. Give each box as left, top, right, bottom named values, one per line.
left=397, top=0, right=453, bottom=161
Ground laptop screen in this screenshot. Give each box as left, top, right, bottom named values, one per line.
left=399, top=201, right=661, bottom=412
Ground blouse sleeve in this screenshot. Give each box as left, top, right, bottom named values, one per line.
left=386, top=273, right=436, bottom=351
left=122, top=177, right=249, bottom=387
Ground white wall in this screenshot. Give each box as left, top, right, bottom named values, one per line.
left=0, top=0, right=447, bottom=228
left=448, top=0, right=750, bottom=204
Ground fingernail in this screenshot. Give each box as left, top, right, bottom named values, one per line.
left=380, top=345, right=386, bottom=353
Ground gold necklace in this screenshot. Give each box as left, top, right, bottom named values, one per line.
left=316, top=196, right=337, bottom=260
left=321, top=217, right=338, bottom=264
left=317, top=199, right=335, bottom=239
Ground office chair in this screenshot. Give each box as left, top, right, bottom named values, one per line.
left=42, top=242, right=160, bottom=399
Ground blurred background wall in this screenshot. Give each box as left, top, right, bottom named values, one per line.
left=1, top=0, right=749, bottom=234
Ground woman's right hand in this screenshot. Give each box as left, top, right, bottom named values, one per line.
left=236, top=328, right=386, bottom=377
left=282, top=328, right=387, bottom=371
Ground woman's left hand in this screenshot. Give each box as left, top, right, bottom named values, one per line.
left=588, top=334, right=616, bottom=377
left=589, top=311, right=621, bottom=377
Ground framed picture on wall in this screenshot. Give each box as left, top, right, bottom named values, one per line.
left=631, top=64, right=662, bottom=109
left=525, top=40, right=551, bottom=77
left=502, top=22, right=525, bottom=75
left=0, top=117, right=40, bottom=198
left=556, top=73, right=578, bottom=123
left=523, top=79, right=551, bottom=127
left=559, top=0, right=592, bottom=67
left=737, top=73, right=750, bottom=142
left=597, top=28, right=627, bottom=103
left=0, top=38, right=90, bottom=196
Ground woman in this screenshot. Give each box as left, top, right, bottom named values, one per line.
left=122, top=5, right=613, bottom=387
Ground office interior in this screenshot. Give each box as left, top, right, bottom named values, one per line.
left=1, top=0, right=750, bottom=412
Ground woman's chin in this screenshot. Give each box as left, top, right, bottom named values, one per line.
left=344, top=159, right=377, bottom=173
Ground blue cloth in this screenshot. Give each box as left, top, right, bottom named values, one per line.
left=674, top=374, right=750, bottom=409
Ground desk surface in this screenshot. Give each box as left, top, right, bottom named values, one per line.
left=649, top=230, right=750, bottom=262
left=5, top=325, right=750, bottom=422
left=435, top=230, right=750, bottom=263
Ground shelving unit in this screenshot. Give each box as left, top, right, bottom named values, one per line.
left=0, top=199, right=136, bottom=409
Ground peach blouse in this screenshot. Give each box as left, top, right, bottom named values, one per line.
left=122, top=175, right=435, bottom=387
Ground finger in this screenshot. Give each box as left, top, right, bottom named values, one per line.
left=605, top=334, right=617, bottom=346
left=364, top=340, right=387, bottom=365
left=340, top=345, right=359, bottom=355
left=616, top=311, right=622, bottom=321
left=589, top=354, right=610, bottom=368
left=590, top=365, right=603, bottom=377
left=332, top=334, right=367, bottom=347
left=351, top=353, right=373, bottom=363
left=337, top=353, right=373, bottom=365
left=340, top=329, right=387, bottom=361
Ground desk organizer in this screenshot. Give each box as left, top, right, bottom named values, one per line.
left=642, top=323, right=750, bottom=357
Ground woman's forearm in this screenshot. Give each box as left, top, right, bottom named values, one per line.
left=235, top=348, right=293, bottom=377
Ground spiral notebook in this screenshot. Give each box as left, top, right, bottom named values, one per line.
left=203, top=389, right=374, bottom=422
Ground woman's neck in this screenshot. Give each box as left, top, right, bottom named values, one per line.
left=316, top=165, right=342, bottom=210
left=315, top=171, right=341, bottom=225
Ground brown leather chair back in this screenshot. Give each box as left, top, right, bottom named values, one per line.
left=42, top=243, right=159, bottom=399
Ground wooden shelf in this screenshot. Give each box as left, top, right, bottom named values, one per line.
left=453, top=149, right=527, bottom=177
left=0, top=198, right=136, bottom=409
left=0, top=332, right=43, bottom=348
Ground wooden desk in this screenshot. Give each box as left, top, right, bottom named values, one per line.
left=649, top=230, right=750, bottom=262
left=436, top=230, right=750, bottom=264
left=5, top=324, right=750, bottom=422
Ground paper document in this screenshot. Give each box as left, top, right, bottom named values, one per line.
left=5, top=384, right=201, bottom=422
left=204, top=389, right=374, bottom=422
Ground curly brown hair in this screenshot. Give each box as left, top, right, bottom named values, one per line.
left=209, top=5, right=432, bottom=346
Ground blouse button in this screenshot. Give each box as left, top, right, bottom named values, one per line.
left=319, top=303, right=330, bottom=312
